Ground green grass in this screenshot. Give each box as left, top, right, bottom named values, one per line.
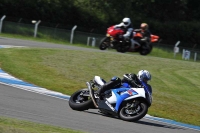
left=0, top=116, right=86, bottom=133
left=0, top=33, right=199, bottom=132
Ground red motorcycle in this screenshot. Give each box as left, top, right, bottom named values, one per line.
left=99, top=26, right=131, bottom=53
left=99, top=26, right=159, bottom=55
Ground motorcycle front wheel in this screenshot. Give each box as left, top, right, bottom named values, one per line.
left=69, top=89, right=94, bottom=111
left=99, top=37, right=110, bottom=50
left=119, top=101, right=148, bottom=121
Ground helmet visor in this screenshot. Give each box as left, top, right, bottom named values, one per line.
left=123, top=22, right=129, bottom=25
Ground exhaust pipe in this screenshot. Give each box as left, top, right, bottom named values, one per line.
left=86, top=82, right=98, bottom=108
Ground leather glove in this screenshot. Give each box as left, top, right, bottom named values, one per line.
left=141, top=38, right=147, bottom=41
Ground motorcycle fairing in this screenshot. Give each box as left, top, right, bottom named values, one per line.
left=98, top=99, right=118, bottom=115
left=106, top=87, right=146, bottom=111
left=107, top=26, right=124, bottom=37
left=141, top=81, right=151, bottom=94
left=141, top=81, right=152, bottom=105
left=97, top=88, right=137, bottom=115
left=123, top=88, right=145, bottom=101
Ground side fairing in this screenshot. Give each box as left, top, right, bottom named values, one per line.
left=106, top=87, right=146, bottom=111
left=124, top=88, right=146, bottom=101
left=106, top=91, right=117, bottom=103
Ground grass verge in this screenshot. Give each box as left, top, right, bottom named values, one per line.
left=0, top=116, right=86, bottom=133
left=0, top=47, right=199, bottom=126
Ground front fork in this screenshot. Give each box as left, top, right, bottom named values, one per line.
left=109, top=37, right=116, bottom=48
left=86, top=82, right=99, bottom=108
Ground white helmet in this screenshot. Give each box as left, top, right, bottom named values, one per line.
left=137, top=70, right=151, bottom=82
left=122, top=18, right=131, bottom=28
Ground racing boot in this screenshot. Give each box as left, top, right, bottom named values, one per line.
left=93, top=76, right=105, bottom=89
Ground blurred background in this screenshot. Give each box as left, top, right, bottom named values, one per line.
left=0, top=0, right=200, bottom=61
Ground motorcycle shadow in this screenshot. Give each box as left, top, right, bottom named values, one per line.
left=84, top=109, right=119, bottom=119
left=84, top=109, right=186, bottom=130
left=135, top=121, right=186, bottom=130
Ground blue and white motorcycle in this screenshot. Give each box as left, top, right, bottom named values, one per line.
left=69, top=76, right=152, bottom=122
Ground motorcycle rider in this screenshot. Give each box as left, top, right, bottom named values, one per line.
left=126, top=70, right=152, bottom=94
left=114, top=17, right=137, bottom=49
left=140, top=23, right=151, bottom=44
left=94, top=70, right=152, bottom=99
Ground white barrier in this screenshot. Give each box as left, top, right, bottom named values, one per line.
left=194, top=52, right=197, bottom=62
left=182, top=49, right=190, bottom=60
left=33, top=20, right=41, bottom=38
left=70, top=25, right=77, bottom=44
left=87, top=37, right=96, bottom=47
left=173, top=41, right=180, bottom=58
left=0, top=15, right=6, bottom=33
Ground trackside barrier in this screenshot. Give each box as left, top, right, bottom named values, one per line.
left=0, top=15, right=6, bottom=33
left=194, top=52, right=197, bottom=62
left=173, top=41, right=180, bottom=58
left=182, top=49, right=191, bottom=60
left=70, top=25, right=77, bottom=44
left=87, top=37, right=96, bottom=47
left=33, top=20, right=41, bottom=38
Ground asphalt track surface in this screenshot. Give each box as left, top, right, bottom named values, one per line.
left=0, top=37, right=199, bottom=133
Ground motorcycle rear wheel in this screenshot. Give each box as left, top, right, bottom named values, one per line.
left=99, top=37, right=110, bottom=50
left=69, top=89, right=94, bottom=111
left=119, top=101, right=148, bottom=121
left=139, top=43, right=153, bottom=55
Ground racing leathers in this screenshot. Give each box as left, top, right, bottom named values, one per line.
left=114, top=23, right=137, bottom=49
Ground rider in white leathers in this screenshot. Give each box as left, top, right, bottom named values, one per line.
left=114, top=17, right=139, bottom=49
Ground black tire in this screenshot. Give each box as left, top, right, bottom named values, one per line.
left=119, top=101, right=148, bottom=121
left=139, top=43, right=153, bottom=55
left=69, top=89, right=93, bottom=111
left=99, top=37, right=110, bottom=50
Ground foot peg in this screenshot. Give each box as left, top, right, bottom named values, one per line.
left=86, top=82, right=98, bottom=108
